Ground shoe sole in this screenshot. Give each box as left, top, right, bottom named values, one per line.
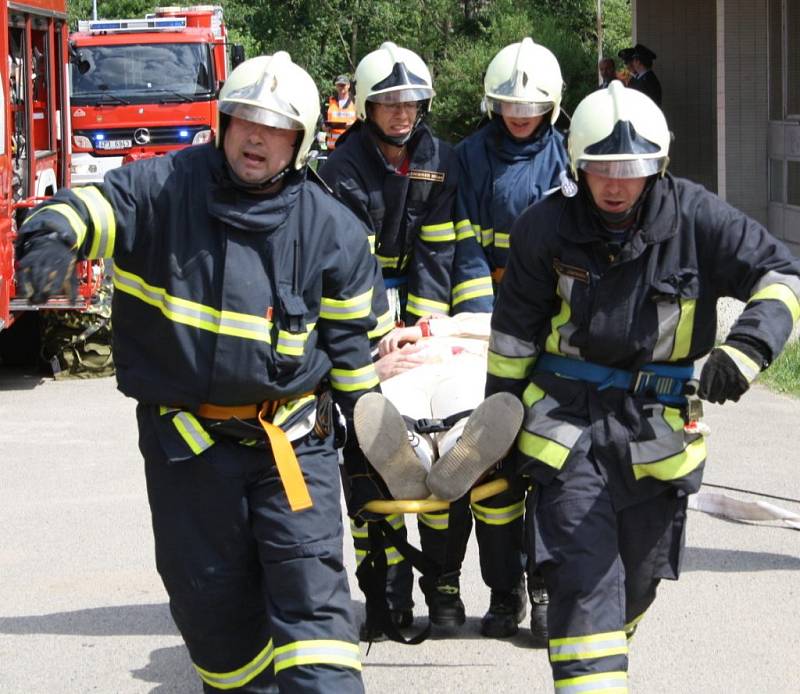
left=354, top=392, right=430, bottom=500
left=427, top=393, right=524, bottom=501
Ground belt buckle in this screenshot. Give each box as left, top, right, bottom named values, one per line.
left=632, top=370, right=655, bottom=394
left=415, top=417, right=448, bottom=434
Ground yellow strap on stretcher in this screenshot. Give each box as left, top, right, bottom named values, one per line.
left=195, top=401, right=313, bottom=513
left=363, top=477, right=509, bottom=515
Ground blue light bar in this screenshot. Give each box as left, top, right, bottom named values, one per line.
left=95, top=133, right=105, bottom=141
left=179, top=129, right=190, bottom=138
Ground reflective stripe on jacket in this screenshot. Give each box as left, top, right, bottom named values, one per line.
left=325, top=96, right=357, bottom=150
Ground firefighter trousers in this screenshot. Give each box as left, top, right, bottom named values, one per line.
left=138, top=407, right=363, bottom=693
left=528, top=445, right=688, bottom=693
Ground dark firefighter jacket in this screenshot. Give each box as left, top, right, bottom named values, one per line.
left=486, top=174, right=800, bottom=507
left=18, top=144, right=386, bottom=446
left=456, top=118, right=568, bottom=273
left=320, top=120, right=493, bottom=317
left=628, top=70, right=662, bottom=106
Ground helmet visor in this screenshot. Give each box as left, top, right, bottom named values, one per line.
left=219, top=101, right=302, bottom=131
left=486, top=97, right=553, bottom=118
left=578, top=158, right=663, bottom=179
left=368, top=86, right=434, bottom=104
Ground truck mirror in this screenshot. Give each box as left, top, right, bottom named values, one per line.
left=231, top=45, right=245, bottom=70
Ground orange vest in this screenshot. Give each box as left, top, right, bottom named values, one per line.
left=325, top=96, right=356, bottom=150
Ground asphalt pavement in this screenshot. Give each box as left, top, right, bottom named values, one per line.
left=1, top=370, right=798, bottom=693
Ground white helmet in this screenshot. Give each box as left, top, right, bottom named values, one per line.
left=484, top=38, right=563, bottom=124
left=217, top=53, right=319, bottom=170
left=353, top=42, right=435, bottom=121
left=568, top=80, right=670, bottom=178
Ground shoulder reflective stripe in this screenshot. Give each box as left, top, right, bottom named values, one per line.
left=750, top=271, right=800, bottom=321
left=367, top=234, right=376, bottom=254
left=272, top=394, right=316, bottom=427
left=719, top=344, right=761, bottom=382
left=172, top=412, right=214, bottom=455
left=480, top=227, right=494, bottom=247
left=74, top=186, right=116, bottom=258
left=406, top=294, right=449, bottom=317
left=419, top=511, right=449, bottom=530
left=368, top=308, right=394, bottom=339
left=419, top=222, right=456, bottom=243
left=26, top=203, right=88, bottom=248
left=329, top=364, right=379, bottom=392
left=320, top=289, right=373, bottom=320
left=455, top=219, right=476, bottom=241
left=631, top=434, right=706, bottom=481
left=112, top=265, right=273, bottom=342
left=452, top=276, right=493, bottom=306
left=470, top=499, right=524, bottom=525
left=494, top=231, right=510, bottom=249
left=376, top=254, right=400, bottom=269
left=195, top=639, right=274, bottom=689
left=489, top=329, right=538, bottom=358
left=749, top=282, right=800, bottom=323
left=487, top=351, right=535, bottom=379
left=549, top=631, right=628, bottom=662
left=554, top=670, right=627, bottom=693
left=273, top=639, right=362, bottom=674
left=545, top=277, right=574, bottom=356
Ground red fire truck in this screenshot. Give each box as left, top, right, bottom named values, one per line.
left=68, top=5, right=242, bottom=185
left=0, top=0, right=102, bottom=335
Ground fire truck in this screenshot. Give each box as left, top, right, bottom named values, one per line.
left=68, top=5, right=243, bottom=185
left=0, top=0, right=102, bottom=337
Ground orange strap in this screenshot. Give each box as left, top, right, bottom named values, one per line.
left=491, top=267, right=505, bottom=284
left=195, top=400, right=313, bottom=513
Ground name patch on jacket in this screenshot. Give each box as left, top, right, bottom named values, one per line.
left=408, top=169, right=446, bottom=183
left=553, top=258, right=590, bottom=283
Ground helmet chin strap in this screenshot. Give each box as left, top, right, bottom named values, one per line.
left=366, top=103, right=426, bottom=147
left=223, top=133, right=302, bottom=192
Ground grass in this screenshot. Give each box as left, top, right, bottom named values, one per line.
left=757, top=338, right=800, bottom=397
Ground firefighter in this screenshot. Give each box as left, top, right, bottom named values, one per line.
left=487, top=80, right=800, bottom=692
left=323, top=74, right=357, bottom=151
left=15, top=53, right=383, bottom=693
left=455, top=37, right=570, bottom=645
left=320, top=41, right=494, bottom=641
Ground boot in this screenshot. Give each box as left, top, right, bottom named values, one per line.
left=528, top=575, right=549, bottom=648
left=421, top=576, right=466, bottom=628
left=427, top=393, right=524, bottom=501
left=353, top=392, right=430, bottom=499
left=358, top=607, right=414, bottom=642
left=480, top=578, right=527, bottom=638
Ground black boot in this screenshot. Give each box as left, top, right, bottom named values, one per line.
left=359, top=607, right=414, bottom=642
left=528, top=574, right=549, bottom=648
left=480, top=578, right=527, bottom=638
left=422, top=575, right=466, bottom=628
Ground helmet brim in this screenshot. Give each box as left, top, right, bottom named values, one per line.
left=367, top=86, right=434, bottom=104
left=219, top=101, right=303, bottom=131
left=486, top=97, right=553, bottom=118
left=578, top=158, right=664, bottom=179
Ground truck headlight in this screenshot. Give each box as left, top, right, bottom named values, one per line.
left=192, top=129, right=212, bottom=145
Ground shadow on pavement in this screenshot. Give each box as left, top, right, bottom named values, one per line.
left=683, top=545, right=800, bottom=572
left=0, top=367, right=44, bottom=391
left=130, top=645, right=198, bottom=694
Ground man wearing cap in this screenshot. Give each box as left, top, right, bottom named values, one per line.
left=324, top=74, right=357, bottom=150
left=618, top=43, right=662, bottom=105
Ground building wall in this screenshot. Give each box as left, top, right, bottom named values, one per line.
left=635, top=1, right=717, bottom=192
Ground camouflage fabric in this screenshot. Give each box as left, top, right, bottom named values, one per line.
left=40, top=278, right=114, bottom=379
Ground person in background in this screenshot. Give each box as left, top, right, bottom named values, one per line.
left=619, top=43, right=662, bottom=105
left=598, top=56, right=616, bottom=88
left=323, top=73, right=357, bottom=151
left=454, top=37, right=569, bottom=646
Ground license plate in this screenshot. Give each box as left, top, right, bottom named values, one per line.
left=96, top=139, right=132, bottom=150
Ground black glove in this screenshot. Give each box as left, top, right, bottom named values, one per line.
left=16, top=237, right=76, bottom=304
left=340, top=440, right=390, bottom=522
left=699, top=340, right=764, bottom=404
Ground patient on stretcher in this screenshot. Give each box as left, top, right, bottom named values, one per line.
left=354, top=313, right=524, bottom=502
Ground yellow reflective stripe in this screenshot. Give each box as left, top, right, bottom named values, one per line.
left=750, top=282, right=800, bottom=322
left=24, top=203, right=88, bottom=248
left=272, top=394, right=316, bottom=427
left=329, top=364, right=380, bottom=392
left=669, top=298, right=695, bottom=360
left=406, top=294, right=449, bottom=317
left=545, top=298, right=572, bottom=355
left=367, top=234, right=376, bottom=254
left=320, top=289, right=373, bottom=320
left=419, top=221, right=456, bottom=243
left=663, top=405, right=684, bottom=432
left=275, top=329, right=310, bottom=356
left=487, top=350, right=535, bottom=379
left=112, top=265, right=273, bottom=342
left=195, top=639, right=274, bottom=690
left=470, top=499, right=524, bottom=525
left=354, top=545, right=405, bottom=566
left=549, top=630, right=628, bottom=662
left=273, top=639, right=361, bottom=674
left=523, top=382, right=546, bottom=407
left=518, top=429, right=571, bottom=470
left=554, top=670, right=627, bottom=693
left=632, top=435, right=706, bottom=481
left=74, top=186, right=116, bottom=258
left=376, top=254, right=400, bottom=269
left=385, top=513, right=405, bottom=529
left=479, top=227, right=494, bottom=247
left=368, top=308, right=394, bottom=340
left=419, top=511, right=449, bottom=530
left=452, top=276, right=494, bottom=306
left=455, top=219, right=475, bottom=240
left=172, top=412, right=214, bottom=455
left=494, top=231, right=510, bottom=249
left=719, top=344, right=761, bottom=382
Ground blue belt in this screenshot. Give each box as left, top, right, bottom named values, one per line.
left=534, top=353, right=695, bottom=405
left=383, top=276, right=408, bottom=289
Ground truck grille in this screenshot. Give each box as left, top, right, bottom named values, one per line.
left=74, top=125, right=209, bottom=150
